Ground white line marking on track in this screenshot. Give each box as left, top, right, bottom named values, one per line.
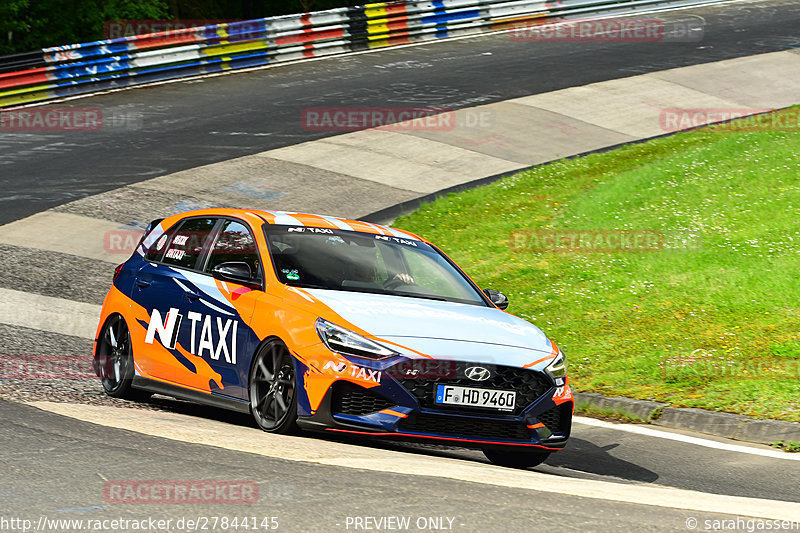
left=575, top=416, right=800, bottom=461
left=0, top=288, right=100, bottom=339
left=29, top=401, right=800, bottom=521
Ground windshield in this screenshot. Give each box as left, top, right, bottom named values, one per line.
left=265, top=226, right=487, bottom=306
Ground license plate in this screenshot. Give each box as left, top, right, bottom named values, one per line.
left=435, top=384, right=516, bottom=411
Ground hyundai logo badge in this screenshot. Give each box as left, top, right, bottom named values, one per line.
left=464, top=366, right=491, bottom=381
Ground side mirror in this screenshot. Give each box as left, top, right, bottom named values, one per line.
left=211, top=262, right=259, bottom=288
left=483, top=289, right=509, bottom=310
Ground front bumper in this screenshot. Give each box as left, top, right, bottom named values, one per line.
left=296, top=358, right=573, bottom=450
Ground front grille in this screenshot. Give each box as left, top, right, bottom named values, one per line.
left=538, top=405, right=568, bottom=434
left=399, top=413, right=531, bottom=441
left=332, top=381, right=395, bottom=416
left=389, top=361, right=552, bottom=414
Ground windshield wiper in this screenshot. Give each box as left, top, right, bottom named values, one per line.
left=297, top=285, right=475, bottom=305
left=385, top=291, right=449, bottom=302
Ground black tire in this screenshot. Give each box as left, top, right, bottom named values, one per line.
left=249, top=339, right=298, bottom=434
left=96, top=314, right=151, bottom=401
left=483, top=448, right=551, bottom=468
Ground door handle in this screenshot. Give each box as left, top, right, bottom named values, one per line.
left=135, top=279, right=151, bottom=288
left=186, top=292, right=201, bottom=301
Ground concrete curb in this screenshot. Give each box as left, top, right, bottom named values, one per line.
left=574, top=393, right=800, bottom=447
left=574, top=392, right=666, bottom=423
left=362, top=167, right=523, bottom=225
left=361, top=136, right=665, bottom=225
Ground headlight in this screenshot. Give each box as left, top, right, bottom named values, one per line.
left=315, top=318, right=398, bottom=360
left=544, top=349, right=567, bottom=386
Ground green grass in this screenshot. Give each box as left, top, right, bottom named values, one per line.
left=396, top=107, right=800, bottom=422
left=771, top=440, right=800, bottom=453
left=572, top=402, right=649, bottom=424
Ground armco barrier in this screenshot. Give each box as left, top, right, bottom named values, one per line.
left=0, top=0, right=715, bottom=108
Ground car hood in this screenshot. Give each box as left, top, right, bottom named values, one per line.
left=306, top=289, right=553, bottom=360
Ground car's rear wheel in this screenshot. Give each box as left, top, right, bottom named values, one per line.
left=249, top=339, right=298, bottom=434
left=96, top=314, right=150, bottom=401
left=483, top=448, right=551, bottom=468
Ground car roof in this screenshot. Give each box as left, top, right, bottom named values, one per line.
left=166, top=208, right=425, bottom=242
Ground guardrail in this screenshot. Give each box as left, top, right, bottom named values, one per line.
left=0, top=0, right=715, bottom=108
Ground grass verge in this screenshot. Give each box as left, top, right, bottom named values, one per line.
left=770, top=440, right=800, bottom=452
left=395, top=107, right=800, bottom=422
left=572, top=402, right=649, bottom=424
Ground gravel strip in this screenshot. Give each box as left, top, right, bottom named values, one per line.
left=51, top=185, right=235, bottom=227
left=0, top=244, right=113, bottom=304
left=0, top=324, right=174, bottom=411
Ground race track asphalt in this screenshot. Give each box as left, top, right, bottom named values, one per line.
left=2, top=0, right=800, bottom=224
left=0, top=1, right=798, bottom=530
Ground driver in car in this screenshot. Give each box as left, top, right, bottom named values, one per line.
left=348, top=252, right=414, bottom=287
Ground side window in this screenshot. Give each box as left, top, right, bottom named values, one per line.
left=144, top=232, right=168, bottom=262
left=161, top=218, right=217, bottom=269
left=144, top=227, right=173, bottom=262
left=205, top=220, right=261, bottom=280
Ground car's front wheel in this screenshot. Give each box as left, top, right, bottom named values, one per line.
left=483, top=448, right=551, bottom=468
left=96, top=314, right=150, bottom=401
left=249, top=339, right=298, bottom=434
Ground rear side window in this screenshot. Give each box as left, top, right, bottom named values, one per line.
left=161, top=218, right=217, bottom=269
left=145, top=236, right=168, bottom=261
left=144, top=225, right=169, bottom=262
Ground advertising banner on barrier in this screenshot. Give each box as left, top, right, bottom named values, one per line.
left=0, top=0, right=722, bottom=108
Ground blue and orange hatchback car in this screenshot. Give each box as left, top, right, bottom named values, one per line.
left=93, top=209, right=572, bottom=467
